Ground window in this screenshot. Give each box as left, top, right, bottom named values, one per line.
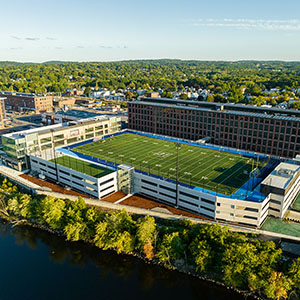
left=141, top=179, right=157, bottom=187
left=54, top=134, right=64, bottom=140
left=180, top=198, right=198, bottom=207
left=100, top=184, right=114, bottom=193
left=142, top=185, right=157, bottom=193
left=159, top=185, right=176, bottom=193
left=100, top=177, right=114, bottom=186
left=179, top=191, right=198, bottom=200
left=201, top=199, right=215, bottom=206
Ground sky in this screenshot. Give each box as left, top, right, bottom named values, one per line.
left=1, top=0, right=300, bottom=62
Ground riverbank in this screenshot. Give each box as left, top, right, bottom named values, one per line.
left=0, top=216, right=258, bottom=300
left=0, top=219, right=250, bottom=300
left=0, top=178, right=299, bottom=300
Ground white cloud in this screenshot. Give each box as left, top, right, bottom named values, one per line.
left=11, top=35, right=22, bottom=40
left=25, top=37, right=40, bottom=41
left=192, top=18, right=300, bottom=31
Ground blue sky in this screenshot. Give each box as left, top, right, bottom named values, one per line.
left=1, top=0, right=300, bottom=62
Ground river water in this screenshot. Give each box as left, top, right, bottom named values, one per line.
left=0, top=221, right=250, bottom=300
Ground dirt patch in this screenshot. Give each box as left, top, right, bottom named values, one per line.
left=101, top=191, right=127, bottom=203
left=121, top=194, right=211, bottom=220
left=19, top=174, right=94, bottom=198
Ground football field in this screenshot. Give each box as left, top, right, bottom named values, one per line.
left=71, top=133, right=266, bottom=195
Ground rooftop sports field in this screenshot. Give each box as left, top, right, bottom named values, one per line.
left=51, top=156, right=113, bottom=178
left=71, top=133, right=266, bottom=195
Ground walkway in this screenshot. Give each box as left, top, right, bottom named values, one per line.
left=35, top=190, right=300, bottom=243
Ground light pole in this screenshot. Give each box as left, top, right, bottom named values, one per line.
left=51, top=129, right=59, bottom=182
left=175, top=142, right=181, bottom=208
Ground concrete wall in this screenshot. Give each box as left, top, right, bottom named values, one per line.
left=133, top=172, right=268, bottom=226
left=30, top=155, right=118, bottom=199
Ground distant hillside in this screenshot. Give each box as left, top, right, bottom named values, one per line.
left=42, top=60, right=78, bottom=65
left=0, top=61, right=35, bottom=66
left=0, top=59, right=300, bottom=66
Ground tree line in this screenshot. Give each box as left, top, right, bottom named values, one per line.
left=0, top=177, right=299, bottom=300
left=0, top=60, right=299, bottom=101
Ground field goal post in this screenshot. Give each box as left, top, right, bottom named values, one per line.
left=250, top=167, right=260, bottom=178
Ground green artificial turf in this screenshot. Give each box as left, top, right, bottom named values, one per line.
left=72, top=133, right=266, bottom=195
left=52, top=156, right=113, bottom=178
left=261, top=216, right=300, bottom=237
left=291, top=193, right=300, bottom=212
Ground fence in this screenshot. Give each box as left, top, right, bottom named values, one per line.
left=63, top=129, right=273, bottom=160
left=55, top=129, right=280, bottom=202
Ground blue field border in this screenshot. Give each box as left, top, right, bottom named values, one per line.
left=60, top=130, right=279, bottom=203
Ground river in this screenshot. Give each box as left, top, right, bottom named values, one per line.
left=0, top=221, right=251, bottom=300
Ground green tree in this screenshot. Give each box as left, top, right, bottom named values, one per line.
left=84, top=86, right=91, bottom=95
left=289, top=258, right=300, bottom=294
left=206, top=95, right=214, bottom=102
left=136, top=215, right=157, bottom=256
left=64, top=222, right=87, bottom=241
left=189, top=239, right=211, bottom=272
left=179, top=93, right=188, bottom=100
left=292, top=101, right=300, bottom=110
left=263, top=272, right=291, bottom=300
left=94, top=209, right=136, bottom=254
left=39, top=196, right=66, bottom=229
left=157, top=232, right=185, bottom=264
left=222, top=242, right=260, bottom=288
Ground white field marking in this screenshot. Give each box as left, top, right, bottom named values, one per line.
left=108, top=152, right=113, bottom=154
left=142, top=161, right=148, bottom=164
left=175, top=148, right=217, bottom=176
left=122, top=140, right=166, bottom=165
left=153, top=151, right=172, bottom=159
left=164, top=145, right=169, bottom=147
left=191, top=154, right=233, bottom=181
left=130, top=157, right=136, bottom=160
left=153, top=142, right=158, bottom=145
left=119, top=154, right=124, bottom=157
left=229, top=158, right=234, bottom=160
left=214, top=155, right=220, bottom=158
left=217, top=159, right=248, bottom=187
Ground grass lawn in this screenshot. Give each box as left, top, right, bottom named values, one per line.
left=291, top=193, right=300, bottom=212
left=71, top=133, right=266, bottom=195
left=52, top=156, right=113, bottom=178
left=261, top=217, right=300, bottom=237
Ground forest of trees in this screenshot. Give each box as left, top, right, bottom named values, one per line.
left=0, top=177, right=299, bottom=300
left=0, top=60, right=299, bottom=103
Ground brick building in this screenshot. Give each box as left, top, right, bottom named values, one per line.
left=0, top=97, right=6, bottom=129
left=128, top=98, right=300, bottom=158
left=0, top=92, right=53, bottom=113
left=53, top=97, right=76, bottom=108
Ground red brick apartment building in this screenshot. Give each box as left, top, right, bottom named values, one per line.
left=0, top=92, right=53, bottom=113
left=128, top=98, right=300, bottom=158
